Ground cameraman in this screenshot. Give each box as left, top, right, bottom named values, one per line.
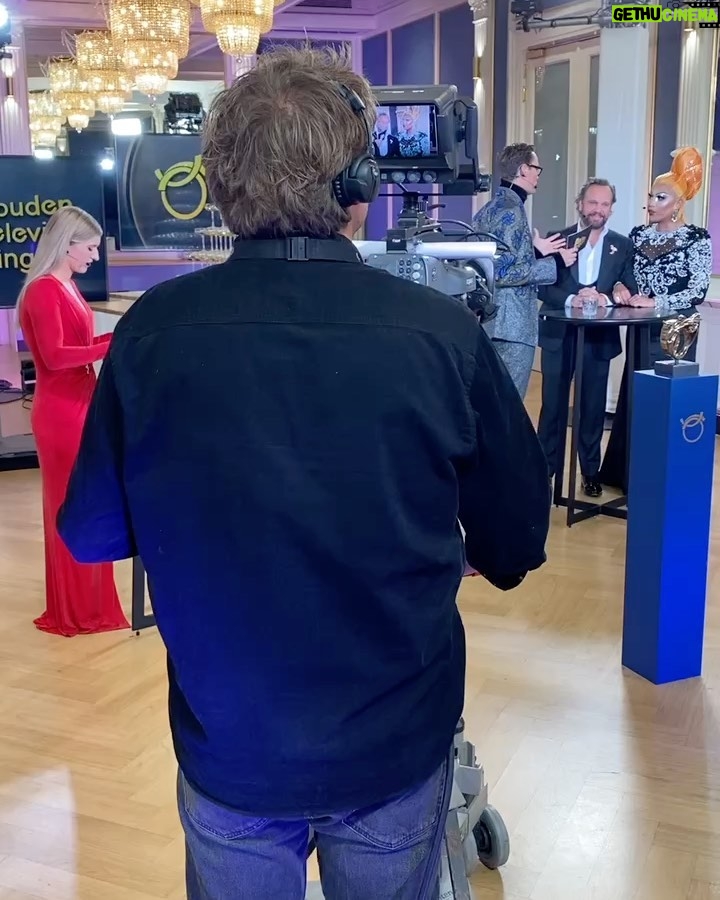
left=58, top=49, right=551, bottom=900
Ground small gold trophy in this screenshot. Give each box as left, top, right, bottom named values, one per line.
left=655, top=313, right=701, bottom=378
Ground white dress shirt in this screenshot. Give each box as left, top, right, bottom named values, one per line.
left=374, top=131, right=390, bottom=157
left=566, top=224, right=609, bottom=307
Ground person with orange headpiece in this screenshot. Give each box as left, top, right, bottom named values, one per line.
left=600, top=147, right=713, bottom=491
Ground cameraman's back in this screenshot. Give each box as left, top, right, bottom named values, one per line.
left=58, top=48, right=550, bottom=900
left=109, top=245, right=483, bottom=801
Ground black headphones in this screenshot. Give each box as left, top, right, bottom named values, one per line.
left=332, top=83, right=381, bottom=209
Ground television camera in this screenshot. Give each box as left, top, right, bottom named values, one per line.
left=354, top=85, right=501, bottom=323
left=352, top=91, right=510, bottom=900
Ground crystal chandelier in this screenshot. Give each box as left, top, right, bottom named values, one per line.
left=28, top=91, right=64, bottom=148
left=75, top=31, right=133, bottom=115
left=47, top=58, right=96, bottom=131
left=200, top=0, right=274, bottom=56
left=110, top=0, right=191, bottom=97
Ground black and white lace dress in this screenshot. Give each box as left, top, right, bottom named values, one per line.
left=629, top=223, right=712, bottom=311
left=599, top=223, right=713, bottom=490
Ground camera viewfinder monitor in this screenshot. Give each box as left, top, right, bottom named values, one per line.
left=373, top=104, right=439, bottom=160
left=370, top=85, right=461, bottom=188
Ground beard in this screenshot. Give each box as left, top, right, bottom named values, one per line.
left=583, top=212, right=607, bottom=230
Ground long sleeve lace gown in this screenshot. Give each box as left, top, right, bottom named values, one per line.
left=598, top=223, right=712, bottom=491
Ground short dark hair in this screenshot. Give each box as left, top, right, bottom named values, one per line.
left=576, top=178, right=617, bottom=205
left=202, top=47, right=376, bottom=238
left=497, top=143, right=535, bottom=181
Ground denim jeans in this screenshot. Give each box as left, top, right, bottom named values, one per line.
left=177, top=748, right=453, bottom=900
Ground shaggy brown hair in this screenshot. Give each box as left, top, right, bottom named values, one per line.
left=202, top=47, right=376, bottom=238
left=497, top=143, right=536, bottom=182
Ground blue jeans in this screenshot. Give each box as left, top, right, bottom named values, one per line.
left=177, top=749, right=453, bottom=899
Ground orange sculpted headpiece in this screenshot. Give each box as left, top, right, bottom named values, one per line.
left=654, top=146, right=704, bottom=202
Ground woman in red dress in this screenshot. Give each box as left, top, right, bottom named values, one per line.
left=17, top=206, right=129, bottom=636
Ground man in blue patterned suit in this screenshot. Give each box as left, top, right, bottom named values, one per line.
left=473, top=143, right=577, bottom=398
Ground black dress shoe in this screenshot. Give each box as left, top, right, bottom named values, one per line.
left=582, top=478, right=603, bottom=498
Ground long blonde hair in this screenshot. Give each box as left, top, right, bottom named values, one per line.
left=16, top=205, right=103, bottom=312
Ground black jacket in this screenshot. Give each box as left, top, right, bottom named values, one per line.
left=539, top=225, right=637, bottom=360
left=58, top=234, right=550, bottom=817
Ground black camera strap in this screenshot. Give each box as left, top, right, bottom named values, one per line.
left=229, top=237, right=363, bottom=264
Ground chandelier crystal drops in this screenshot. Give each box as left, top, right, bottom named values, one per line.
left=109, top=0, right=191, bottom=98
left=75, top=30, right=132, bottom=115
left=47, top=58, right=96, bottom=131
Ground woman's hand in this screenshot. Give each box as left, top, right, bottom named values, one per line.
left=612, top=282, right=632, bottom=304
left=627, top=294, right=655, bottom=308
left=533, top=229, right=566, bottom=256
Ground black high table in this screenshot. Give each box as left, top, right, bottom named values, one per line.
left=538, top=305, right=676, bottom=527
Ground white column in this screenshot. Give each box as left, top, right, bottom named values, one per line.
left=0, top=25, right=31, bottom=156
left=469, top=0, right=493, bottom=215
left=350, top=38, right=363, bottom=75
left=676, top=27, right=719, bottom=227
left=596, top=24, right=654, bottom=412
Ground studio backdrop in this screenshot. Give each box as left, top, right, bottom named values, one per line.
left=0, top=156, right=107, bottom=308
left=115, top=134, right=213, bottom=250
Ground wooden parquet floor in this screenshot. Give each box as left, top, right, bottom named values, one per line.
left=0, top=373, right=719, bottom=900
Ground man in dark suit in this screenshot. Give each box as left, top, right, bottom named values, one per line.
left=537, top=178, right=637, bottom=498
left=373, top=112, right=400, bottom=158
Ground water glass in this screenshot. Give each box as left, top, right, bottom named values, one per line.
left=582, top=296, right=598, bottom=317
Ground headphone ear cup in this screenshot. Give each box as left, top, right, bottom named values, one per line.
left=333, top=154, right=380, bottom=208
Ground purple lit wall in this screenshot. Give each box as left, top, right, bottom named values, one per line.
left=391, top=15, right=436, bottom=226
left=108, top=265, right=195, bottom=292
left=439, top=3, right=475, bottom=228
left=709, top=153, right=720, bottom=274
left=362, top=32, right=389, bottom=241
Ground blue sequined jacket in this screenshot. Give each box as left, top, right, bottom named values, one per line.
left=473, top=186, right=557, bottom=347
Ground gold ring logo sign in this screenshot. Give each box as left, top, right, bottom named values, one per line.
left=155, top=155, right=207, bottom=221
left=681, top=412, right=705, bottom=444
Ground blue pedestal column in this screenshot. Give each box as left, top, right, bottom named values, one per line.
left=622, top=370, right=718, bottom=684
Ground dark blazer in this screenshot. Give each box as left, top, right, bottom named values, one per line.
left=373, top=133, right=400, bottom=158
left=539, top=225, right=637, bottom=360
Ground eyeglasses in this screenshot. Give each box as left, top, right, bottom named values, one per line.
left=527, top=164, right=543, bottom=174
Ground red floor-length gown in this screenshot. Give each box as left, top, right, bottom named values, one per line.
left=20, top=274, right=130, bottom=636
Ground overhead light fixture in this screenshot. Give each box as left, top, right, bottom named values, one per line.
left=111, top=116, right=142, bottom=135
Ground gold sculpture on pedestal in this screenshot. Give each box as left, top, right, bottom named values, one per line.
left=656, top=312, right=701, bottom=378
left=660, top=313, right=701, bottom=360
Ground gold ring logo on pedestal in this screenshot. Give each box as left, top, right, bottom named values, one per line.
left=681, top=412, right=705, bottom=444
left=155, top=155, right=208, bottom=221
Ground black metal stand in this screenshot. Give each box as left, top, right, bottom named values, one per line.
left=553, top=322, right=651, bottom=527
left=131, top=557, right=155, bottom=634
